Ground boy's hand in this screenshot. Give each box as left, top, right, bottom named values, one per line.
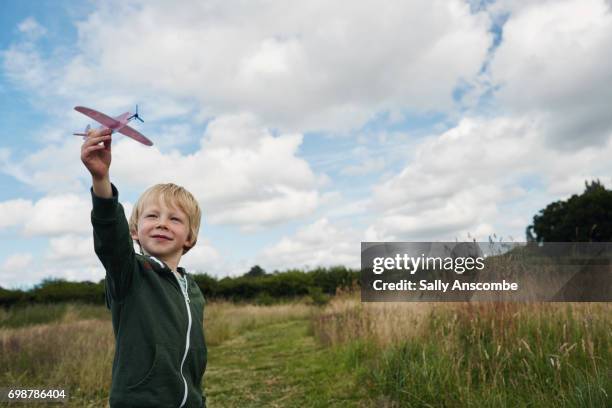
left=81, top=128, right=112, bottom=181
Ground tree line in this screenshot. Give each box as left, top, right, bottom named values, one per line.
left=0, top=266, right=359, bottom=308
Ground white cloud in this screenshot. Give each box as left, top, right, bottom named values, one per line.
left=17, top=17, right=47, bottom=39
left=0, top=192, right=132, bottom=239
left=23, top=194, right=92, bottom=236
left=341, top=158, right=386, bottom=176
left=0, top=199, right=33, bottom=228
left=180, top=239, right=223, bottom=274
left=321, top=196, right=369, bottom=219
left=2, top=0, right=492, bottom=132
left=367, top=115, right=612, bottom=241
left=45, top=234, right=96, bottom=262
left=2, top=264, right=107, bottom=290
left=372, top=117, right=535, bottom=211
left=0, top=138, right=88, bottom=194
left=258, top=218, right=360, bottom=270
left=1, top=253, right=35, bottom=290
left=2, top=43, right=49, bottom=92
left=2, top=253, right=33, bottom=270
left=488, top=0, right=612, bottom=148
left=146, top=123, right=193, bottom=150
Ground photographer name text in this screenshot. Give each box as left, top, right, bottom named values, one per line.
left=372, top=279, right=519, bottom=292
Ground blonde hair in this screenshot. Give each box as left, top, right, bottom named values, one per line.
left=129, top=183, right=202, bottom=255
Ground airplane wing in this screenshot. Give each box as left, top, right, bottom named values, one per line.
left=118, top=124, right=154, bottom=146
left=74, top=106, right=121, bottom=129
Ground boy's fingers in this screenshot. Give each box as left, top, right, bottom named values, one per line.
left=83, top=134, right=112, bottom=148
left=87, top=128, right=112, bottom=138
left=83, top=144, right=105, bottom=155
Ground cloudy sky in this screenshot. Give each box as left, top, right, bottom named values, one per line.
left=1, top=0, right=611, bottom=290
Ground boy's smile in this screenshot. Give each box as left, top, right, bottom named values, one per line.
left=131, top=198, right=193, bottom=269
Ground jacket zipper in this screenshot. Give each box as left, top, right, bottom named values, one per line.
left=148, top=256, right=193, bottom=407
left=173, top=272, right=191, bottom=408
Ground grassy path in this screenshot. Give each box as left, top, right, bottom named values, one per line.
left=204, top=319, right=370, bottom=407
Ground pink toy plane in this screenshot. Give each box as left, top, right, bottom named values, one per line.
left=73, top=105, right=153, bottom=146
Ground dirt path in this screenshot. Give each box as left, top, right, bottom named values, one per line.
left=204, top=319, right=368, bottom=407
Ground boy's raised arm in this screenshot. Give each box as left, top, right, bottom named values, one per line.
left=81, top=127, right=113, bottom=198
left=82, top=128, right=136, bottom=305
left=92, top=176, right=112, bottom=199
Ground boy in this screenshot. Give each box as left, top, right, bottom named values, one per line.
left=81, top=128, right=207, bottom=407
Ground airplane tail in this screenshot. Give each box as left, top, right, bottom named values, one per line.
left=73, top=124, right=91, bottom=138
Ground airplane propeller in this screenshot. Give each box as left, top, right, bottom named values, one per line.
left=129, top=104, right=144, bottom=123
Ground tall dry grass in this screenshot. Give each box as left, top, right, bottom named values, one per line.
left=312, top=295, right=612, bottom=406
left=204, top=300, right=314, bottom=346
left=1, top=311, right=113, bottom=407
left=312, top=296, right=433, bottom=347
left=0, top=300, right=315, bottom=406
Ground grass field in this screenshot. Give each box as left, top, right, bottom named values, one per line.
left=1, top=298, right=610, bottom=407
left=313, top=296, right=611, bottom=407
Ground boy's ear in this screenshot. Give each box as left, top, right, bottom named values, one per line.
left=183, top=236, right=195, bottom=253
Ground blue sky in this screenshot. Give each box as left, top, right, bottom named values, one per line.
left=1, top=0, right=611, bottom=290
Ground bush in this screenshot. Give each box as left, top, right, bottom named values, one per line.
left=0, top=286, right=27, bottom=308
left=528, top=179, right=612, bottom=242
left=31, top=278, right=105, bottom=304
left=308, top=287, right=330, bottom=306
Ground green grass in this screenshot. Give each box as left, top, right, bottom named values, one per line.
left=327, top=304, right=611, bottom=408
left=205, top=318, right=369, bottom=407
left=0, top=302, right=109, bottom=328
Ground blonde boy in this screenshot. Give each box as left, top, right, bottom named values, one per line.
left=81, top=128, right=207, bottom=407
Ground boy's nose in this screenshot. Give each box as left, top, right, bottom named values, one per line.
left=155, top=218, right=169, bottom=228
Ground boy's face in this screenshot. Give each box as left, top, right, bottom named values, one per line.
left=131, top=197, right=193, bottom=262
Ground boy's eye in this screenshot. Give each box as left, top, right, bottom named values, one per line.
left=171, top=217, right=182, bottom=222
left=145, top=214, right=157, bottom=218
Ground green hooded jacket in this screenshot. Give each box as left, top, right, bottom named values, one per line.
left=91, top=184, right=207, bottom=407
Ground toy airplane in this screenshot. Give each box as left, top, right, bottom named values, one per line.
left=73, top=105, right=153, bottom=146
